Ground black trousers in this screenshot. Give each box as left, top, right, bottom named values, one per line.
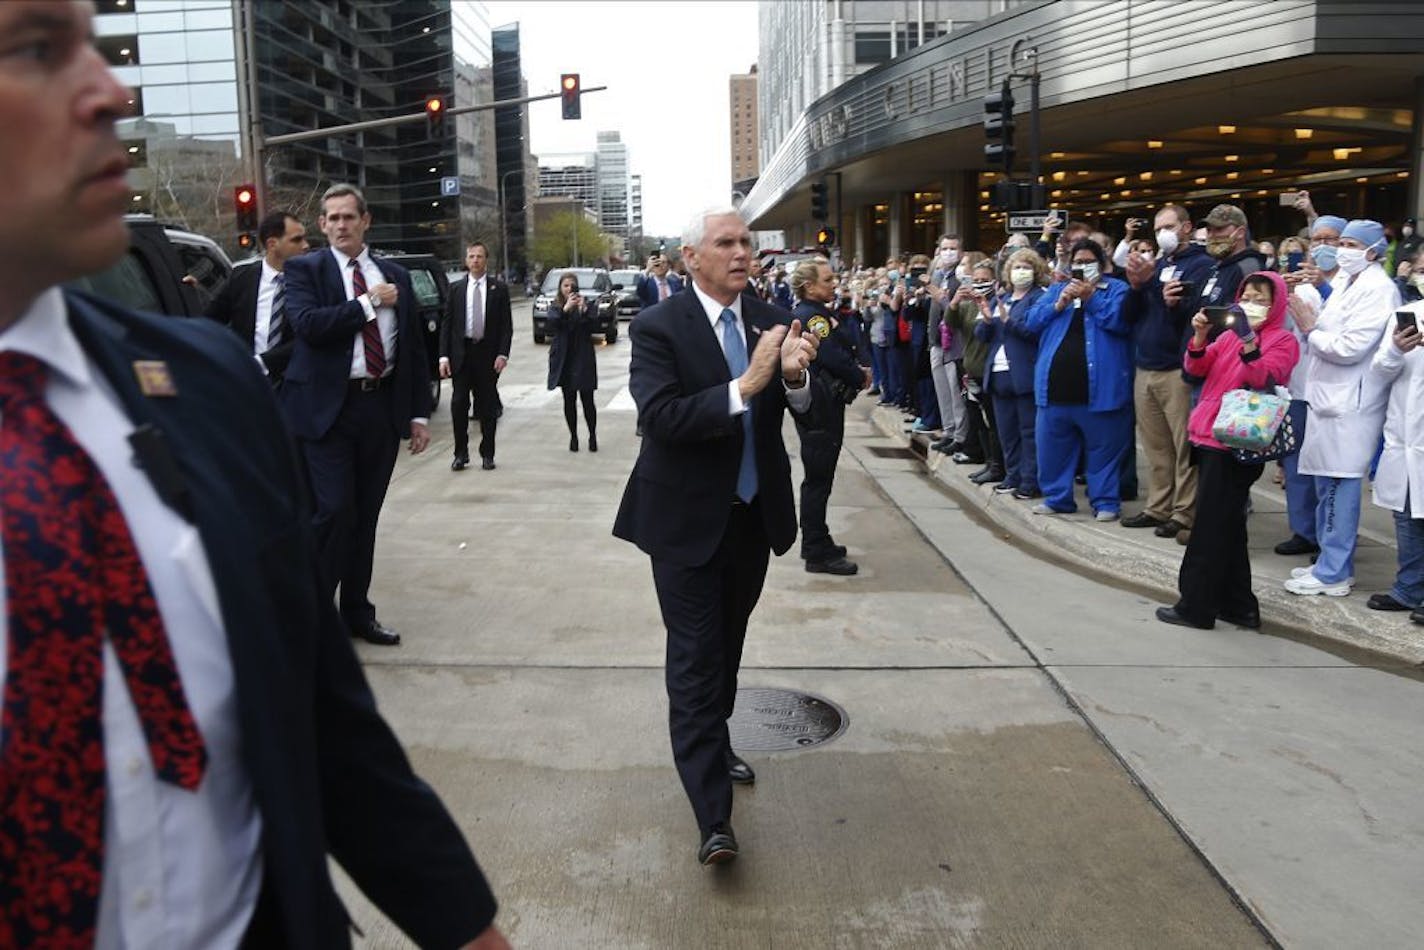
left=300, top=384, right=399, bottom=632
left=965, top=386, right=1003, bottom=470
left=795, top=393, right=846, bottom=560
left=1175, top=447, right=1264, bottom=624
left=450, top=338, right=501, bottom=461
left=650, top=502, right=769, bottom=835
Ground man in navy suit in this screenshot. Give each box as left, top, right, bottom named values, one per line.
left=635, top=252, right=683, bottom=309
left=282, top=183, right=433, bottom=646
left=614, top=207, right=819, bottom=866
left=0, top=3, right=506, bottom=945
left=204, top=209, right=309, bottom=384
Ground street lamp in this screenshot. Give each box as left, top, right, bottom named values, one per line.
left=498, top=168, right=520, bottom=283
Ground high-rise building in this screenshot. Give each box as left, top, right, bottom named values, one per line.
left=629, top=174, right=643, bottom=251
left=756, top=1, right=1029, bottom=162
left=101, top=0, right=493, bottom=262
left=730, top=65, right=759, bottom=196
left=538, top=158, right=600, bottom=213
left=596, top=131, right=630, bottom=252
left=453, top=2, right=499, bottom=235
left=493, top=22, right=535, bottom=280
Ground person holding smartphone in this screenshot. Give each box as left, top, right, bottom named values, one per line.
left=545, top=273, right=600, bottom=452
left=1157, top=272, right=1300, bottom=629
left=1364, top=301, right=1424, bottom=617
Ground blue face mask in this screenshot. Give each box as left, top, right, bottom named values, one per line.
left=1311, top=244, right=1338, bottom=271
left=886, top=269, right=900, bottom=281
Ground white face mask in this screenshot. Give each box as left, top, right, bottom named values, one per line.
left=940, top=249, right=960, bottom=268
left=1335, top=246, right=1370, bottom=275
left=1078, top=262, right=1101, bottom=284
left=1412, top=273, right=1424, bottom=290
left=1155, top=228, right=1180, bottom=255
left=954, top=265, right=968, bottom=280
left=1240, top=300, right=1269, bottom=328
left=1010, top=267, right=1035, bottom=288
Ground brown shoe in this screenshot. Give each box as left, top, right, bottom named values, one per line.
left=1176, top=529, right=1191, bottom=546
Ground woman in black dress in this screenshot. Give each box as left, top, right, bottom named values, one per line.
left=546, top=273, right=599, bottom=451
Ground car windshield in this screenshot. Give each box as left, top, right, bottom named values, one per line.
left=542, top=269, right=610, bottom=294
left=610, top=270, right=640, bottom=288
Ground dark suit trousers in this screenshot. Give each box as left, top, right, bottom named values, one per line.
left=1175, top=447, right=1263, bottom=625
left=651, top=502, right=770, bottom=835
left=300, top=384, right=400, bottom=630
left=450, top=338, right=500, bottom=461
left=795, top=392, right=846, bottom=561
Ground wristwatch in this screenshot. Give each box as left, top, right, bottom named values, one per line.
left=368, top=289, right=380, bottom=308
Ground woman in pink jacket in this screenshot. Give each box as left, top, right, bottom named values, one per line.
left=1157, top=270, right=1300, bottom=629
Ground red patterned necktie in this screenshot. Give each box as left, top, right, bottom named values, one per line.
left=351, top=260, right=386, bottom=377
left=0, top=351, right=207, bottom=947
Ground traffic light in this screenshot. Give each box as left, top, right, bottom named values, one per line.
left=560, top=74, right=581, bottom=120
left=983, top=81, right=1016, bottom=171
left=810, top=181, right=829, bottom=221
left=816, top=227, right=836, bottom=247
left=234, top=183, right=257, bottom=232
left=425, top=95, right=446, bottom=136
left=237, top=232, right=255, bottom=250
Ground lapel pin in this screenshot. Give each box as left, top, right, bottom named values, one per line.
left=133, top=360, right=178, bottom=397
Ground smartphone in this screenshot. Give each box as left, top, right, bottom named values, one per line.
left=1279, top=191, right=1301, bottom=206
left=909, top=265, right=928, bottom=281
left=1397, top=310, right=1419, bottom=333
left=1203, top=306, right=1233, bottom=329
left=1176, top=279, right=1198, bottom=298
left=1286, top=251, right=1304, bottom=273
left=1231, top=309, right=1253, bottom=338
left=1071, top=267, right=1085, bottom=281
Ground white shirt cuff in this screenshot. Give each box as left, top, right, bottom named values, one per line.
left=411, top=417, right=429, bottom=427
left=784, top=370, right=813, bottom=411
left=727, top=380, right=745, bottom=415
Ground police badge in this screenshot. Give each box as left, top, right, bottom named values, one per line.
left=806, top=314, right=832, bottom=340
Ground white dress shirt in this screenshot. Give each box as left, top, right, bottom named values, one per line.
left=329, top=246, right=397, bottom=379
left=252, top=260, right=282, bottom=358
left=0, top=289, right=263, bottom=949
left=688, top=281, right=812, bottom=415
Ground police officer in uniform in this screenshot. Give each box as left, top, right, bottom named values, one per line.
left=790, top=257, right=868, bottom=575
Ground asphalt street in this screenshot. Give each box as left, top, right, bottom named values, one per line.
left=333, top=301, right=1423, bottom=949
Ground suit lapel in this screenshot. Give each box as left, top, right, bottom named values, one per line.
left=682, top=290, right=733, bottom=384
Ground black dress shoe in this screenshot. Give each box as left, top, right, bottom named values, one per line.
left=1274, top=534, right=1320, bottom=556
left=1153, top=519, right=1187, bottom=539
left=569, top=435, right=579, bottom=452
left=969, top=467, right=1004, bottom=485
left=832, top=543, right=847, bottom=558
left=698, top=823, right=739, bottom=866
left=451, top=455, right=469, bottom=471
left=1121, top=512, right=1164, bottom=529
left=1012, top=488, right=1042, bottom=500
left=806, top=556, right=858, bottom=575
left=728, top=752, right=755, bottom=785
left=1411, top=608, right=1424, bottom=626
left=1218, top=610, right=1262, bottom=629
left=352, top=620, right=401, bottom=646
left=481, top=457, right=496, bottom=470
left=588, top=433, right=598, bottom=452
left=1154, top=606, right=1214, bottom=630
left=1367, top=592, right=1412, bottom=611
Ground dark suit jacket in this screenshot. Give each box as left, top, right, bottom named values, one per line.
left=64, top=290, right=496, bottom=949
left=439, top=274, right=513, bottom=376
left=613, top=290, right=812, bottom=567
left=203, top=261, right=296, bottom=379
left=634, top=272, right=683, bottom=309
left=545, top=299, right=598, bottom=392
left=280, top=249, right=432, bottom=441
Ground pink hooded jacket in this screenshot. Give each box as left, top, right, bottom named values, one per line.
left=1183, top=270, right=1301, bottom=452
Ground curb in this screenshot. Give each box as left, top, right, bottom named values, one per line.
left=869, top=406, right=1424, bottom=667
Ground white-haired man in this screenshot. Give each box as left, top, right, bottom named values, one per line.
left=614, top=207, right=819, bottom=865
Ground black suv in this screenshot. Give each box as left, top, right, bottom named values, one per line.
left=65, top=216, right=232, bottom=316
left=370, top=252, right=450, bottom=409
left=531, top=267, right=618, bottom=344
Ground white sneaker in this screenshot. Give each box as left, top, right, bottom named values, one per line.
left=1289, top=565, right=1354, bottom=583
left=1094, top=510, right=1120, bottom=523
left=1030, top=503, right=1057, bottom=515
left=1284, top=572, right=1353, bottom=597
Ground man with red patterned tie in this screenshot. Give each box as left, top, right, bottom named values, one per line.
left=280, top=183, right=433, bottom=647
left=0, top=3, right=506, bottom=946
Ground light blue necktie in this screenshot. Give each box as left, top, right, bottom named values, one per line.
left=719, top=308, right=757, bottom=502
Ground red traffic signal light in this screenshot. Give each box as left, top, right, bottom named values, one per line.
left=234, top=183, right=257, bottom=232
left=560, top=73, right=581, bottom=120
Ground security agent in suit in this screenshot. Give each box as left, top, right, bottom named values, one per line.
left=439, top=240, right=512, bottom=470
left=613, top=207, right=820, bottom=866
left=281, top=183, right=434, bottom=646
left=204, top=209, right=309, bottom=384
left=790, top=257, right=869, bottom=575
left=0, top=4, right=507, bottom=945
left=635, top=253, right=684, bottom=308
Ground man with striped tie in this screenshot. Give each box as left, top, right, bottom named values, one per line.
left=282, top=183, right=433, bottom=647
left=204, top=210, right=308, bottom=385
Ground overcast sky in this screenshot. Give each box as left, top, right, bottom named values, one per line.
left=484, top=0, right=759, bottom=237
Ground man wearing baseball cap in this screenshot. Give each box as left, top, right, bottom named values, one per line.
left=1188, top=204, right=1269, bottom=317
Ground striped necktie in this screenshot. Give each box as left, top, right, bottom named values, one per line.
left=267, top=273, right=285, bottom=351
left=351, top=260, right=385, bottom=378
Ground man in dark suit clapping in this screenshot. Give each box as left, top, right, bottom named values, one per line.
left=614, top=207, right=819, bottom=866
left=281, top=183, right=433, bottom=646
left=440, top=240, right=512, bottom=471
left=204, top=210, right=308, bottom=384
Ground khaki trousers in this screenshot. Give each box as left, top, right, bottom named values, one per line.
left=1135, top=367, right=1197, bottom=527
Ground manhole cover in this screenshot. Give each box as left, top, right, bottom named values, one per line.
left=728, top=687, right=847, bottom=751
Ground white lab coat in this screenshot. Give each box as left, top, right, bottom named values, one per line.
left=1368, top=299, right=1424, bottom=514
left=1297, top=262, right=1399, bottom=477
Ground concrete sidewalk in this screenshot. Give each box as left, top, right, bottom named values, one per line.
left=870, top=405, right=1424, bottom=667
